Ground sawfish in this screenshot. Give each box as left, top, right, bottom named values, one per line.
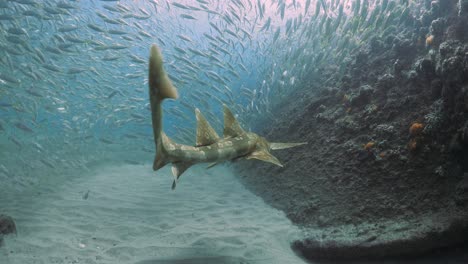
left=148, top=44, right=307, bottom=189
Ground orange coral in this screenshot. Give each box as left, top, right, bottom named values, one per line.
left=364, top=142, right=375, bottom=150
left=409, top=123, right=424, bottom=136
left=379, top=152, right=386, bottom=158
left=426, top=35, right=434, bottom=46
left=408, top=138, right=418, bottom=151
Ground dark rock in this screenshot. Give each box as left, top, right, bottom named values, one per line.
left=317, top=215, right=326, bottom=227
left=376, top=74, right=395, bottom=93
left=439, top=40, right=457, bottom=57
left=423, top=99, right=444, bottom=135
left=417, top=58, right=436, bottom=78
left=0, top=215, right=16, bottom=247
left=384, top=34, right=396, bottom=47
left=317, top=104, right=326, bottom=113
left=234, top=0, right=468, bottom=261
left=381, top=26, right=398, bottom=40
left=335, top=116, right=360, bottom=132
left=430, top=1, right=441, bottom=17
left=421, top=11, right=434, bottom=27
left=322, top=87, right=339, bottom=96
left=349, top=85, right=374, bottom=107
left=424, top=0, right=432, bottom=10
left=291, top=216, right=468, bottom=260
left=446, top=17, right=468, bottom=40
left=406, top=70, right=419, bottom=83
left=440, top=56, right=464, bottom=84
left=449, top=133, right=464, bottom=153
left=369, top=37, right=384, bottom=53
left=393, top=59, right=404, bottom=75
left=356, top=149, right=375, bottom=161
left=340, top=75, right=352, bottom=87
left=375, top=124, right=396, bottom=137
left=460, top=0, right=468, bottom=16
left=462, top=121, right=468, bottom=144
left=393, top=39, right=416, bottom=57
left=455, top=173, right=468, bottom=205
left=463, top=86, right=468, bottom=110
left=431, top=79, right=443, bottom=98
left=316, top=107, right=343, bottom=122
left=438, top=0, right=458, bottom=13
left=430, top=18, right=445, bottom=36
left=355, top=51, right=368, bottom=65
left=0, top=215, right=16, bottom=236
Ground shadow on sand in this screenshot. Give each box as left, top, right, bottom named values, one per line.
left=135, top=256, right=248, bottom=264
left=305, top=242, right=468, bottom=264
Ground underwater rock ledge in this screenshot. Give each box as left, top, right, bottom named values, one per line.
left=233, top=0, right=468, bottom=260
left=291, top=211, right=468, bottom=260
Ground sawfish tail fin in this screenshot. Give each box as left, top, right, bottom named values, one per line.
left=153, top=132, right=191, bottom=190
left=152, top=132, right=172, bottom=171
left=149, top=44, right=178, bottom=172
left=149, top=44, right=178, bottom=101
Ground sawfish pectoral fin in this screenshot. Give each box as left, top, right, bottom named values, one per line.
left=246, top=150, right=283, bottom=167
left=270, top=142, right=307, bottom=150
left=171, top=161, right=193, bottom=190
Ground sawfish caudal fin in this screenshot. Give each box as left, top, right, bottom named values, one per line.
left=149, top=44, right=178, bottom=101
left=152, top=133, right=173, bottom=171
left=148, top=44, right=178, bottom=172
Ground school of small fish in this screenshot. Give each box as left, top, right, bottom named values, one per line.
left=0, top=0, right=423, bottom=188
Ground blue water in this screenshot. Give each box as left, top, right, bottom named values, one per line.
left=0, top=0, right=288, bottom=191
left=0, top=1, right=311, bottom=262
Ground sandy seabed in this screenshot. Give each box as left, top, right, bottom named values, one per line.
left=0, top=164, right=306, bottom=264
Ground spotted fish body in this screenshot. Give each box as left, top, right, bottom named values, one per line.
left=162, top=133, right=257, bottom=163
left=148, top=44, right=306, bottom=189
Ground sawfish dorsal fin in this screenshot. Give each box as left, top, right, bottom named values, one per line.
left=246, top=150, right=283, bottom=167
left=195, top=108, right=219, bottom=146
left=223, top=104, right=245, bottom=138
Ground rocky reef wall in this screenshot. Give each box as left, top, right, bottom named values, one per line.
left=233, top=0, right=468, bottom=260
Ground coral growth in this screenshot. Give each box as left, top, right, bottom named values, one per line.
left=426, top=35, right=435, bottom=46
left=410, top=123, right=425, bottom=136
left=364, top=142, right=375, bottom=150
left=408, top=138, right=419, bottom=151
